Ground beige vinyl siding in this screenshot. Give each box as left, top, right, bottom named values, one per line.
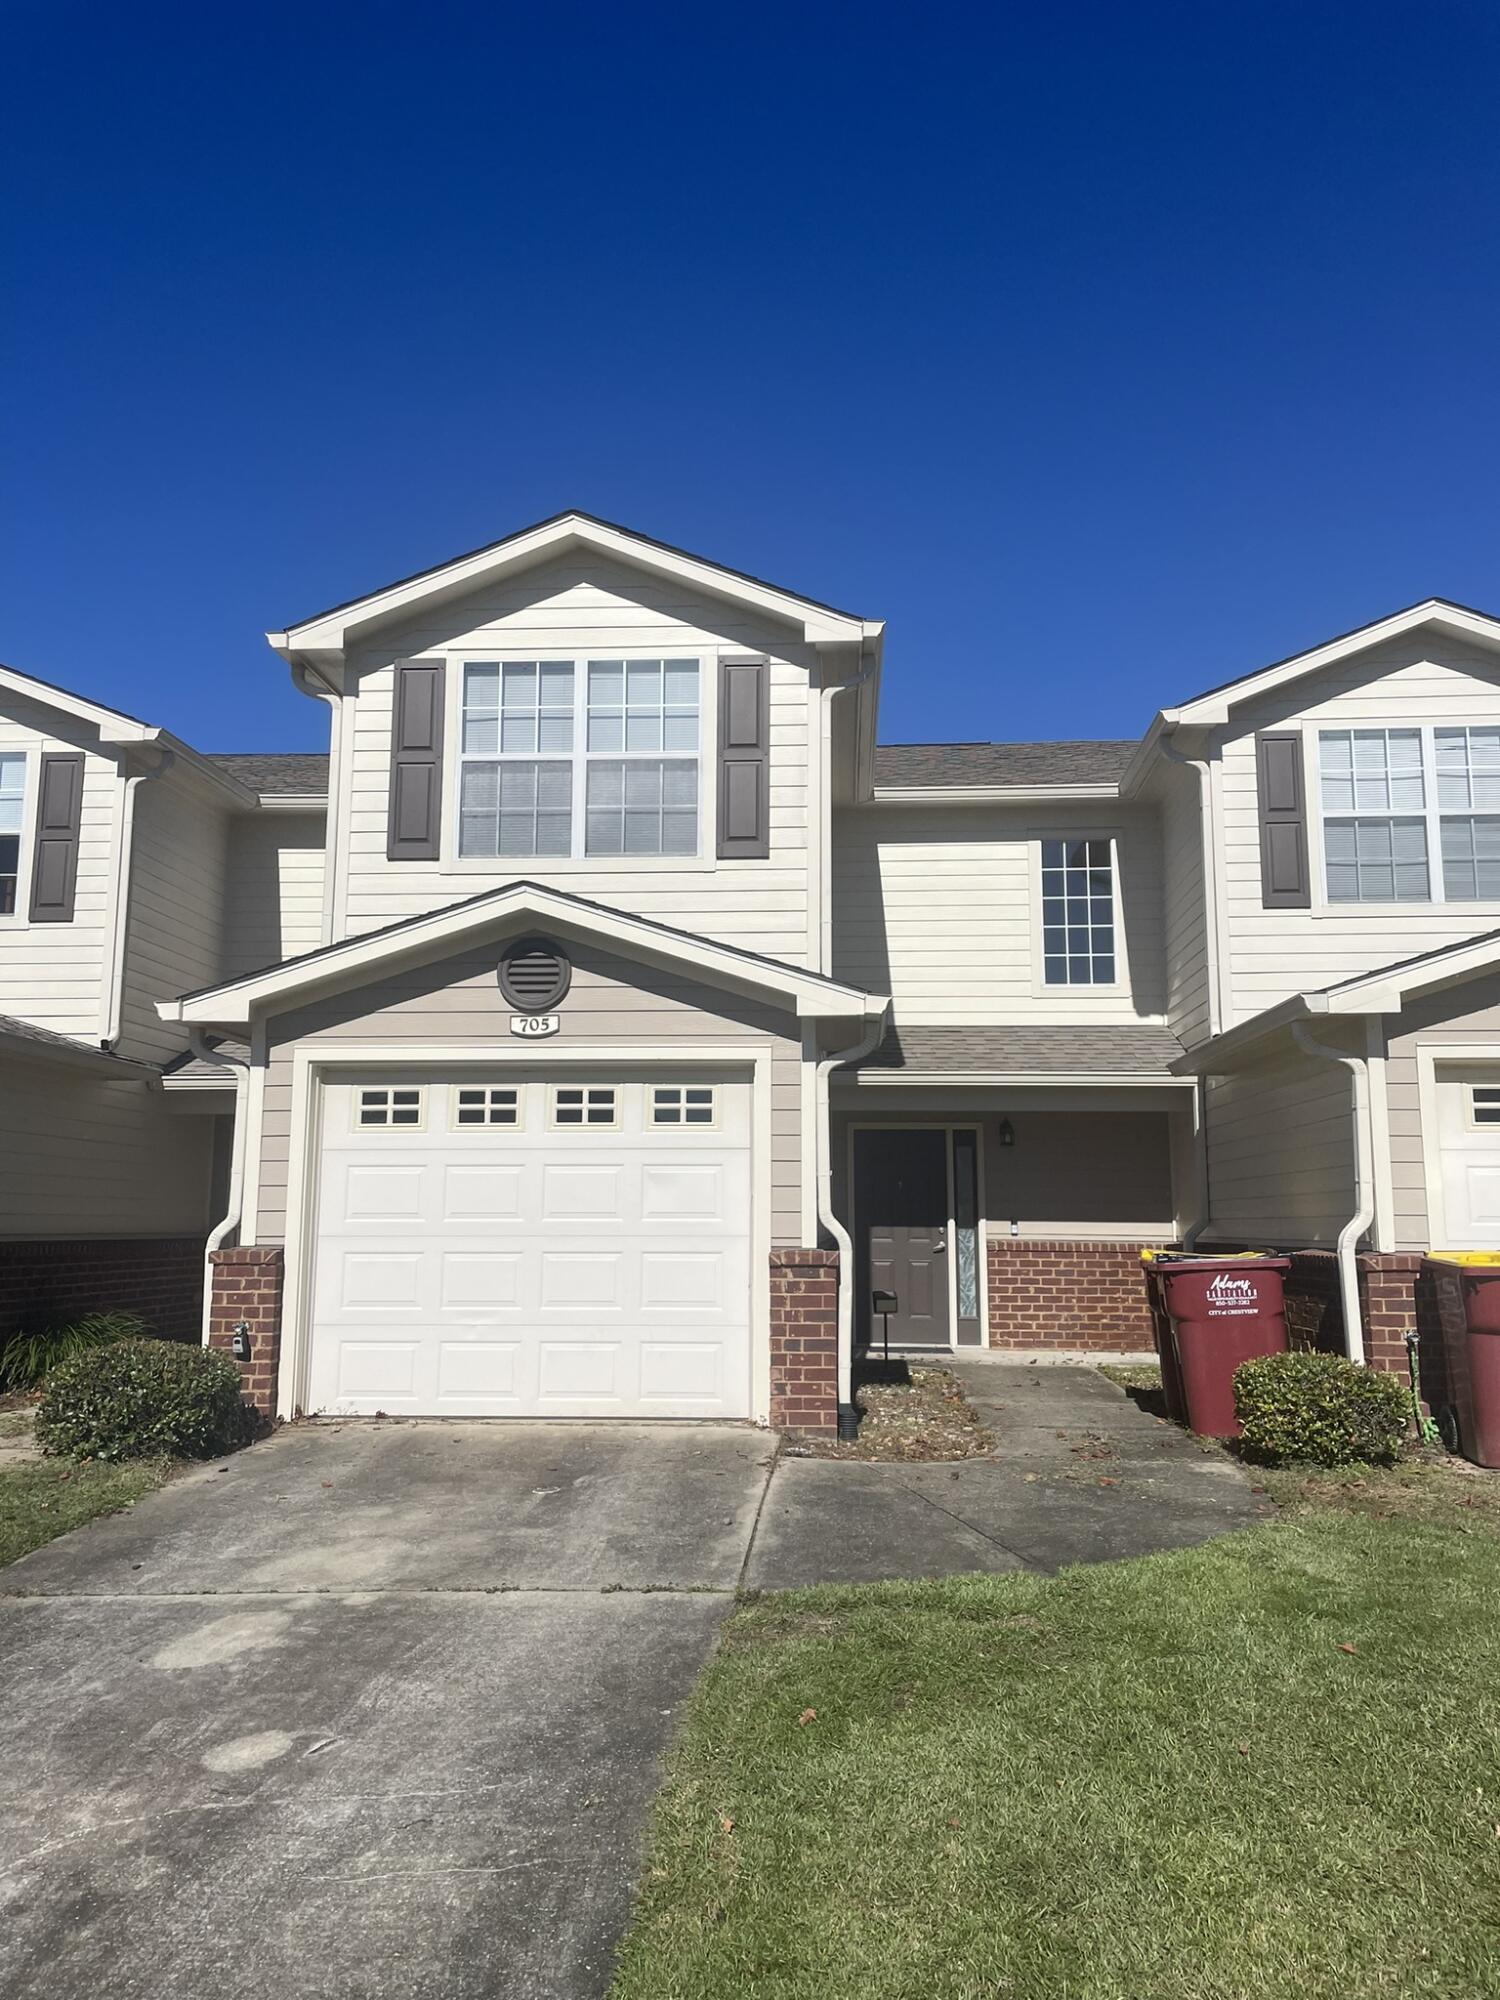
left=1201, top=1040, right=1357, bottom=1246
left=0, top=700, right=119, bottom=1040
left=1218, top=636, right=1500, bottom=1024
left=252, top=941, right=803, bottom=1247
left=1159, top=761, right=1211, bottom=1047
left=0, top=1061, right=214, bottom=1237
left=334, top=555, right=815, bottom=965
left=222, top=811, right=328, bottom=976
left=1384, top=970, right=1500, bottom=1249
left=116, top=771, right=230, bottom=1065
left=830, top=801, right=1166, bottom=1024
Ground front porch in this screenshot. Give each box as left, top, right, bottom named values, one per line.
left=831, top=1026, right=1198, bottom=1359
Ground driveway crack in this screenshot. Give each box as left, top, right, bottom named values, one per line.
left=892, top=1479, right=1036, bottom=1569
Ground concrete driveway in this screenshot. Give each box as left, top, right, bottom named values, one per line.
left=0, top=1371, right=1267, bottom=2000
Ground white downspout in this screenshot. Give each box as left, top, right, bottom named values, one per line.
left=1160, top=731, right=1223, bottom=1038
left=1292, top=1022, right=1372, bottom=1366
left=819, top=647, right=877, bottom=973
left=99, top=748, right=175, bottom=1050
left=815, top=1006, right=890, bottom=1437
left=290, top=660, right=341, bottom=946
left=1161, top=730, right=1222, bottom=1252
left=813, top=647, right=885, bottom=1436
left=191, top=1026, right=251, bottom=1346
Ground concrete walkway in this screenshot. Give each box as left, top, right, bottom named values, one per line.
left=743, top=1356, right=1271, bottom=1588
left=0, top=1368, right=1267, bottom=2000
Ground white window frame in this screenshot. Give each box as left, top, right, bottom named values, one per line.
left=447, top=651, right=714, bottom=870
left=549, top=1083, right=620, bottom=1129
left=1029, top=829, right=1128, bottom=995
left=651, top=1084, right=718, bottom=1128
left=450, top=1084, right=522, bottom=1130
left=1308, top=722, right=1500, bottom=912
left=354, top=1085, right=425, bottom=1131
left=0, top=746, right=31, bottom=925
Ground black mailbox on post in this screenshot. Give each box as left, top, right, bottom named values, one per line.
left=871, top=1289, right=898, bottom=1361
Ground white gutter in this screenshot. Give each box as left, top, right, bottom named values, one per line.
left=100, top=748, right=175, bottom=1049
left=815, top=1006, right=890, bottom=1435
left=1160, top=728, right=1223, bottom=1038
left=290, top=660, right=341, bottom=945
left=1291, top=1023, right=1372, bottom=1366
left=189, top=1027, right=251, bottom=1346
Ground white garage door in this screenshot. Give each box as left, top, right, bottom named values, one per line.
left=1437, top=1062, right=1500, bottom=1245
left=306, top=1070, right=752, bottom=1418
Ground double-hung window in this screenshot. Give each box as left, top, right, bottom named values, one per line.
left=1318, top=726, right=1500, bottom=903
left=0, top=753, right=25, bottom=916
left=457, top=659, right=700, bottom=860
left=1040, top=836, right=1117, bottom=986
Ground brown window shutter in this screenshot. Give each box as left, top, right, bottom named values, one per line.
left=387, top=661, right=445, bottom=861
left=28, top=752, right=84, bottom=922
left=1256, top=731, right=1311, bottom=908
left=717, top=657, right=769, bottom=860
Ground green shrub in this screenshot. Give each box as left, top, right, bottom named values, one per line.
left=0, top=1309, right=150, bottom=1391
left=35, top=1339, right=254, bottom=1463
left=1234, top=1350, right=1410, bottom=1467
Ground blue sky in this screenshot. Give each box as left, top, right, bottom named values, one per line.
left=4, top=2, right=1499, bottom=754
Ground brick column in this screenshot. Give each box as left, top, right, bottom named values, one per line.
left=769, top=1248, right=839, bottom=1436
left=207, top=1246, right=284, bottom=1421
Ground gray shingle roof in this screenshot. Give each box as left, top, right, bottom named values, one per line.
left=846, top=1023, right=1184, bottom=1077
left=209, top=753, right=330, bottom=796
left=872, top=741, right=1137, bottom=789
left=0, top=1013, right=152, bottom=1072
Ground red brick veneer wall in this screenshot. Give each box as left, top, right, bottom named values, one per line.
left=207, top=1246, right=284, bottom=1420
left=769, top=1248, right=839, bottom=1435
left=985, top=1237, right=1166, bottom=1351
left=1282, top=1249, right=1448, bottom=1414
left=0, top=1237, right=205, bottom=1341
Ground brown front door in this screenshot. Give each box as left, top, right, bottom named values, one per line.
left=853, top=1127, right=952, bottom=1349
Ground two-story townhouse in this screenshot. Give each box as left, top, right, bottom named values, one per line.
left=0, top=666, right=326, bottom=1337
left=154, top=513, right=1203, bottom=1438
left=12, top=513, right=1500, bottom=1439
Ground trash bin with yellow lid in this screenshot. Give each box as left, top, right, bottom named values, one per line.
left=1423, top=1253, right=1500, bottom=1467
left=1152, top=1253, right=1291, bottom=1438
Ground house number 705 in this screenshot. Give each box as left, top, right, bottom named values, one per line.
left=510, top=1014, right=560, bottom=1038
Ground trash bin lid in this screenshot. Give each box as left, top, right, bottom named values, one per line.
left=1141, top=1250, right=1282, bottom=1268
left=1426, top=1251, right=1500, bottom=1268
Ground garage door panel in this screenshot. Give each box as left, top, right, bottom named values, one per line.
left=307, top=1073, right=753, bottom=1418
left=440, top=1252, right=523, bottom=1311
left=443, top=1164, right=525, bottom=1221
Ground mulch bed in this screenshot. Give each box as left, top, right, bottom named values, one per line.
left=796, top=1364, right=994, bottom=1461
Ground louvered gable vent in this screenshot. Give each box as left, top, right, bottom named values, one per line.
left=498, top=936, right=572, bottom=1011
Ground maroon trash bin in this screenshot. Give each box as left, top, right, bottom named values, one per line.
left=1424, top=1255, right=1500, bottom=1468
left=1140, top=1250, right=1187, bottom=1423
left=1156, top=1255, right=1291, bottom=1438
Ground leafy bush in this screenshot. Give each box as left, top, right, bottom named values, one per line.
left=0, top=1309, right=150, bottom=1391
left=1234, top=1350, right=1410, bottom=1467
left=35, top=1339, right=253, bottom=1463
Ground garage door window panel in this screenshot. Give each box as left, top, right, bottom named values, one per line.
left=552, top=1086, right=619, bottom=1128
left=453, top=1086, right=521, bottom=1129
left=652, top=1085, right=716, bottom=1127
left=357, top=1087, right=424, bottom=1129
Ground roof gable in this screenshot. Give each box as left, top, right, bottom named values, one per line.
left=268, top=511, right=883, bottom=658
left=1168, top=599, right=1500, bottom=729
left=159, top=879, right=886, bottom=1027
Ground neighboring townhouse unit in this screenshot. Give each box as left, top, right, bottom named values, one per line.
left=6, top=514, right=1500, bottom=1430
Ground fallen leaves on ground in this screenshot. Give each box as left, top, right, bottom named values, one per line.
left=802, top=1366, right=993, bottom=1461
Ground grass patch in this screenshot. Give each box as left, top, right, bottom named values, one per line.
left=613, top=1507, right=1500, bottom=1999
left=0, top=1457, right=170, bottom=1568
left=1097, top=1361, right=1163, bottom=1393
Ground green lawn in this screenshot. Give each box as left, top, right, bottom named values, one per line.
left=0, top=1458, right=170, bottom=1568
left=612, top=1480, right=1500, bottom=2000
